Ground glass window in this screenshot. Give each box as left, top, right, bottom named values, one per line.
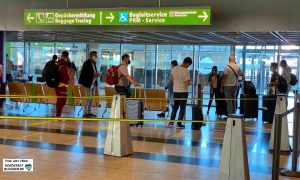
left=6, top=42, right=25, bottom=79
left=28, top=42, right=55, bottom=79
left=156, top=45, right=172, bottom=89
left=145, top=45, right=156, bottom=89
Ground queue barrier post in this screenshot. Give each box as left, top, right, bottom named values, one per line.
left=104, top=95, right=133, bottom=157
left=269, top=94, right=291, bottom=152
left=218, top=114, right=250, bottom=180
left=281, top=90, right=300, bottom=177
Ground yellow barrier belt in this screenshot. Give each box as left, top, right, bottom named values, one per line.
left=0, top=95, right=276, bottom=101
left=0, top=116, right=227, bottom=124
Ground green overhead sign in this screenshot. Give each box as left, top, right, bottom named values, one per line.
left=24, top=8, right=211, bottom=26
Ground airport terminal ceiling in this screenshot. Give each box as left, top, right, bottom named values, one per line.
left=1, top=0, right=300, bottom=45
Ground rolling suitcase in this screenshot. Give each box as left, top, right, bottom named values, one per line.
left=127, top=88, right=144, bottom=127
left=192, top=105, right=203, bottom=130
left=262, top=95, right=277, bottom=123
left=240, top=94, right=258, bottom=119
left=215, top=91, right=227, bottom=117
left=192, top=84, right=203, bottom=130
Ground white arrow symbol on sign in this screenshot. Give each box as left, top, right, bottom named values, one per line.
left=106, top=13, right=114, bottom=23
left=198, top=11, right=208, bottom=22
left=27, top=13, right=35, bottom=23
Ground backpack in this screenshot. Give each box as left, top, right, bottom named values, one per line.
left=43, top=61, right=60, bottom=88
left=277, top=76, right=288, bottom=93
left=106, top=65, right=120, bottom=85
left=290, top=73, right=298, bottom=86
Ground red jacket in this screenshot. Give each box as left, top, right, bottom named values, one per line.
left=57, top=59, right=70, bottom=85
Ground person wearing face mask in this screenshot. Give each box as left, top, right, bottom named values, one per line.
left=55, top=51, right=70, bottom=118
left=79, top=51, right=99, bottom=118
left=207, top=66, right=220, bottom=115
left=115, top=54, right=139, bottom=98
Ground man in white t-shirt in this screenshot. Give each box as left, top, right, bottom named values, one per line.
left=220, top=55, right=243, bottom=115
left=165, top=57, right=193, bottom=129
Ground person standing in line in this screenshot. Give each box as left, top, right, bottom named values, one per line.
left=55, top=51, right=70, bottom=118
left=220, top=55, right=243, bottom=115
left=207, top=66, right=220, bottom=115
left=280, top=60, right=292, bottom=94
left=42, top=54, right=58, bottom=81
left=6, top=54, right=14, bottom=82
left=115, top=54, right=139, bottom=97
left=78, top=51, right=99, bottom=118
left=157, top=60, right=178, bottom=118
left=165, top=57, right=193, bottom=129
left=268, top=63, right=281, bottom=95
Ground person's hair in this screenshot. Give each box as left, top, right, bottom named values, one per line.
left=183, top=57, right=193, bottom=65
left=171, top=60, right=178, bottom=66
left=90, top=51, right=97, bottom=57
left=212, top=66, right=217, bottom=71
left=122, top=54, right=130, bottom=61
left=280, top=60, right=287, bottom=67
left=61, top=51, right=69, bottom=58
left=52, top=55, right=58, bottom=61
left=270, top=62, right=278, bottom=70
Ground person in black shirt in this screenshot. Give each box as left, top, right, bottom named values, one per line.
left=268, top=63, right=280, bottom=94
left=78, top=51, right=99, bottom=118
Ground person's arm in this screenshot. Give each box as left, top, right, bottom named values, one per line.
left=184, top=70, right=192, bottom=86
left=169, top=73, right=173, bottom=82
left=124, top=74, right=139, bottom=86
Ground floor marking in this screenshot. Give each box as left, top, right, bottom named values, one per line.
left=15, top=132, right=42, bottom=140
left=94, top=126, right=108, bottom=131
left=29, top=121, right=52, bottom=126
left=171, top=131, right=185, bottom=138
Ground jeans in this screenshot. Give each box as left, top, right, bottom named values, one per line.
left=170, top=92, right=188, bottom=125
left=83, top=86, right=95, bottom=115
left=55, top=86, right=67, bottom=117
left=207, top=88, right=217, bottom=112
left=224, top=86, right=238, bottom=115
left=115, top=86, right=131, bottom=98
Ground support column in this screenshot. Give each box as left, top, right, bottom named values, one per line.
left=0, top=31, right=6, bottom=83
left=0, top=31, right=6, bottom=110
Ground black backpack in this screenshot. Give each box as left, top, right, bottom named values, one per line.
left=43, top=61, right=60, bottom=88
left=290, top=73, right=298, bottom=86
left=277, top=76, right=288, bottom=93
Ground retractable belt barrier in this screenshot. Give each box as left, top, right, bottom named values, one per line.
left=0, top=93, right=296, bottom=174
left=0, top=94, right=277, bottom=101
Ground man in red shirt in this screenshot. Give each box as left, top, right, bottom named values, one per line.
left=55, top=51, right=70, bottom=118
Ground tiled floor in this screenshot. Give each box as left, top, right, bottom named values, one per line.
left=0, top=99, right=299, bottom=180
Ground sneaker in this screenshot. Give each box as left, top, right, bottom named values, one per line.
left=165, top=124, right=174, bottom=128
left=157, top=112, right=165, bottom=118
left=83, top=114, right=91, bottom=118
left=88, top=113, right=97, bottom=117
left=176, top=124, right=185, bottom=129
